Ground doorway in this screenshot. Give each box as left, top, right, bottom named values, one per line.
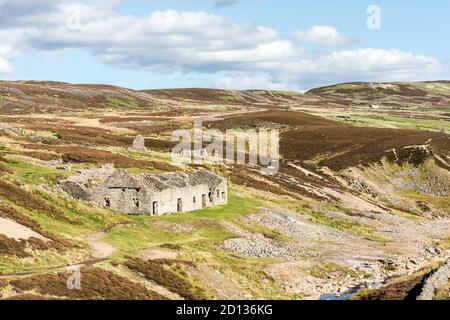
left=202, top=194, right=207, bottom=208
left=152, top=201, right=159, bottom=215
left=177, top=198, right=183, bottom=212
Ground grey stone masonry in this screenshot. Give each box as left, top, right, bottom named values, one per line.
left=59, top=165, right=228, bottom=216
left=128, top=134, right=148, bottom=153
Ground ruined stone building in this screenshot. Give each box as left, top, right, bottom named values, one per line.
left=59, top=165, right=228, bottom=215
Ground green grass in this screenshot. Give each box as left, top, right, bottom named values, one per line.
left=342, top=114, right=450, bottom=133
left=239, top=221, right=289, bottom=242
left=412, top=107, right=450, bottom=113
left=7, top=160, right=70, bottom=185
left=435, top=281, right=450, bottom=300
left=157, top=193, right=261, bottom=223
left=274, top=91, right=304, bottom=97
left=438, top=237, right=450, bottom=250
left=218, top=95, right=238, bottom=102
left=106, top=220, right=181, bottom=253
left=349, top=288, right=373, bottom=300
left=0, top=248, right=88, bottom=274
left=309, top=262, right=360, bottom=279
left=106, top=219, right=237, bottom=258
left=183, top=239, right=297, bottom=299
left=105, top=193, right=259, bottom=255
left=0, top=182, right=127, bottom=240
left=400, top=190, right=450, bottom=209
left=315, top=84, right=370, bottom=93
left=35, top=190, right=128, bottom=234
left=304, top=210, right=387, bottom=242
left=106, top=97, right=140, bottom=110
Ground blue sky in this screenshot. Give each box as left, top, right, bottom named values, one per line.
left=0, top=0, right=448, bottom=91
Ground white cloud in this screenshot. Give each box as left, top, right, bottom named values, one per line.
left=0, top=57, right=14, bottom=74
left=214, top=0, right=241, bottom=8
left=216, top=49, right=439, bottom=90
left=216, top=73, right=300, bottom=91
left=309, top=49, right=439, bottom=82
left=0, top=44, right=15, bottom=74
left=293, top=25, right=356, bottom=46
left=0, top=2, right=444, bottom=89
left=17, top=6, right=282, bottom=74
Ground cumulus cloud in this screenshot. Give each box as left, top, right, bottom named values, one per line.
left=293, top=25, right=356, bottom=46
left=214, top=0, right=241, bottom=8
left=0, top=0, right=58, bottom=26
left=0, top=2, right=443, bottom=89
left=216, top=49, right=439, bottom=90
left=216, top=72, right=299, bottom=91
left=0, top=43, right=15, bottom=74
left=9, top=6, right=282, bottom=74
left=0, top=57, right=14, bottom=74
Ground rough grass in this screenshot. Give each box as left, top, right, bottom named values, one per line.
left=437, top=237, right=450, bottom=251
left=306, top=210, right=386, bottom=242
left=144, top=138, right=178, bottom=151
left=218, top=95, right=238, bottom=102
left=357, top=264, right=439, bottom=300
left=7, top=160, right=69, bottom=185
left=20, top=123, right=134, bottom=147
left=106, top=97, right=140, bottom=110
left=0, top=180, right=76, bottom=224
left=145, top=88, right=235, bottom=103
left=209, top=110, right=449, bottom=171
left=105, top=193, right=254, bottom=255
left=435, top=281, right=450, bottom=300
left=347, top=114, right=450, bottom=134
left=126, top=258, right=205, bottom=300
left=99, top=116, right=173, bottom=124
left=209, top=110, right=336, bottom=130
left=104, top=215, right=192, bottom=255
left=8, top=267, right=166, bottom=300
left=0, top=235, right=29, bottom=258
left=0, top=162, right=13, bottom=174
left=29, top=189, right=128, bottom=240
left=22, top=151, right=59, bottom=161
left=309, top=262, right=360, bottom=279
left=0, top=205, right=73, bottom=251
left=160, top=193, right=261, bottom=222
left=21, top=143, right=181, bottom=171
left=282, top=126, right=446, bottom=170
left=229, top=168, right=300, bottom=199
left=56, top=128, right=132, bottom=147
left=22, top=144, right=153, bottom=168
left=0, top=155, right=14, bottom=174
left=3, top=293, right=61, bottom=300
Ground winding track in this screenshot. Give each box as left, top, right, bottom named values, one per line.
left=0, top=222, right=130, bottom=279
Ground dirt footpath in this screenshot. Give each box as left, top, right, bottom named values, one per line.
left=85, top=231, right=117, bottom=260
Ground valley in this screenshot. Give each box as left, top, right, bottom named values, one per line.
left=0, top=80, right=449, bottom=300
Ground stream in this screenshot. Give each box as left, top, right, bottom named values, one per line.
left=319, top=280, right=383, bottom=300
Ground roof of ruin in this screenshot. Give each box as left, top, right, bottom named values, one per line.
left=105, top=170, right=142, bottom=189
left=189, top=170, right=224, bottom=189
left=138, top=170, right=224, bottom=191
left=140, top=173, right=189, bottom=191
left=61, top=167, right=225, bottom=194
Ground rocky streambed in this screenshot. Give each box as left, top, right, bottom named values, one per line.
left=218, top=208, right=450, bottom=300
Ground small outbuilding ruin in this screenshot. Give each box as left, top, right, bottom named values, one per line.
left=59, top=165, right=228, bottom=216
left=128, top=134, right=148, bottom=153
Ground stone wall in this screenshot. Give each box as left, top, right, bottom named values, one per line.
left=60, top=166, right=228, bottom=216
left=417, top=258, right=450, bottom=300
left=90, top=180, right=227, bottom=216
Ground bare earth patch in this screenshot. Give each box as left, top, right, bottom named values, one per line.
left=0, top=217, right=48, bottom=241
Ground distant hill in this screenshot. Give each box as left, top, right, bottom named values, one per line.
left=306, top=81, right=450, bottom=109
left=0, top=80, right=449, bottom=115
